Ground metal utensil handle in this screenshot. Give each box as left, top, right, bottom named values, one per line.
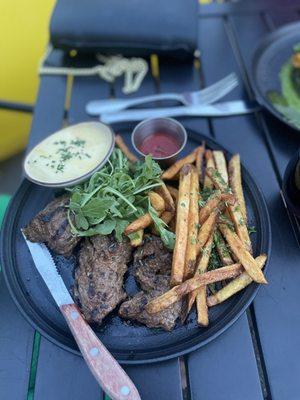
left=86, top=93, right=183, bottom=115
left=101, top=106, right=191, bottom=123
left=61, top=303, right=141, bottom=400
left=100, top=101, right=259, bottom=123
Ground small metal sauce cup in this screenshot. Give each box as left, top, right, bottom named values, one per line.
left=131, top=118, right=187, bottom=166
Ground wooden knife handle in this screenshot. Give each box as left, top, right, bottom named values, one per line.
left=60, top=303, right=141, bottom=400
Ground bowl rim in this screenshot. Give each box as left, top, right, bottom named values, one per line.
left=23, top=122, right=115, bottom=188
left=131, top=117, right=187, bottom=160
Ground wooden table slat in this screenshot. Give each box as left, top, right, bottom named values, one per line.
left=27, top=76, right=67, bottom=151
left=34, top=339, right=101, bottom=400
left=187, top=314, right=263, bottom=400
left=0, top=278, right=34, bottom=400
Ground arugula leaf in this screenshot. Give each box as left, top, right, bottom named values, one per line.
left=115, top=220, right=130, bottom=242
left=75, top=213, right=89, bottom=230
left=75, top=219, right=116, bottom=237
left=81, top=198, right=112, bottom=219
left=67, top=149, right=164, bottom=241
left=148, top=203, right=175, bottom=250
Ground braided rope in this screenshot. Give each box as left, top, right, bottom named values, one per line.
left=39, top=46, right=149, bottom=94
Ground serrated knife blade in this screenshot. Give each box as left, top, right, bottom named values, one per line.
left=22, top=231, right=73, bottom=306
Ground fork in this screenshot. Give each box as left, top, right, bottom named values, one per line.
left=86, top=73, right=238, bottom=116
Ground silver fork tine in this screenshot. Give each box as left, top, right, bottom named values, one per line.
left=190, top=74, right=238, bottom=104
left=202, top=79, right=238, bottom=103
left=190, top=80, right=238, bottom=105
left=192, top=73, right=237, bottom=99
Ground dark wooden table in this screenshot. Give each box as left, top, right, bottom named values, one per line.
left=1, top=1, right=300, bottom=399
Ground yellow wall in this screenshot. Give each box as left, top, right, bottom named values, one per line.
left=0, top=0, right=55, bottom=160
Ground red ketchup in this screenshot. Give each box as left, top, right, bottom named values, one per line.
left=138, top=132, right=180, bottom=158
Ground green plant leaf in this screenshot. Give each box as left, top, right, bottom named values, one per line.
left=81, top=198, right=112, bottom=218
left=67, top=148, right=166, bottom=243
left=148, top=203, right=175, bottom=250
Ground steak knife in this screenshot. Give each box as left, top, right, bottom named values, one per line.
left=22, top=232, right=141, bottom=400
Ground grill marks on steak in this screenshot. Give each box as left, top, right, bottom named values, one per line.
left=74, top=235, right=132, bottom=325
left=23, top=196, right=80, bottom=257
left=119, top=236, right=182, bottom=331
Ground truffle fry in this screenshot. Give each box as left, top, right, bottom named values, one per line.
left=171, top=164, right=192, bottom=286
left=207, top=254, right=267, bottom=306
left=203, top=150, right=216, bottom=189
left=184, top=166, right=200, bottom=279
left=162, top=149, right=198, bottom=180
left=115, top=134, right=138, bottom=163
left=228, top=154, right=247, bottom=224
left=146, top=263, right=243, bottom=314
left=187, top=234, right=214, bottom=325
left=196, top=144, right=205, bottom=184
left=219, top=224, right=267, bottom=284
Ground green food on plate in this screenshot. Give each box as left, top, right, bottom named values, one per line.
left=267, top=42, right=300, bottom=129
left=66, top=148, right=175, bottom=249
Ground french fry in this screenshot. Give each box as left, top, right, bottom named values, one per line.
left=219, top=224, right=267, bottom=284
left=125, top=192, right=164, bottom=234
left=206, top=167, right=252, bottom=253
left=146, top=263, right=243, bottom=314
left=161, top=211, right=174, bottom=225
left=187, top=234, right=214, bottom=325
left=195, top=144, right=205, bottom=184
left=228, top=154, right=247, bottom=224
left=214, top=230, right=233, bottom=266
left=166, top=185, right=179, bottom=202
left=199, top=191, right=235, bottom=225
left=115, top=134, right=138, bottom=163
left=169, top=213, right=176, bottom=232
left=125, top=213, right=156, bottom=234
left=148, top=192, right=165, bottom=212
left=196, top=208, right=219, bottom=255
left=184, top=166, right=200, bottom=279
left=206, top=166, right=228, bottom=192
left=203, top=150, right=216, bottom=189
left=171, top=164, right=192, bottom=286
left=213, top=150, right=229, bottom=184
left=207, top=254, right=267, bottom=306
left=228, top=203, right=252, bottom=253
left=129, top=230, right=144, bottom=247
left=162, top=149, right=198, bottom=180
left=155, top=183, right=175, bottom=212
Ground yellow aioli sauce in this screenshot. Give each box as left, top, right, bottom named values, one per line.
left=24, top=122, right=114, bottom=185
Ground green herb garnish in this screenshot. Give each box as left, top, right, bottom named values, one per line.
left=67, top=149, right=173, bottom=245
left=248, top=225, right=256, bottom=234
left=148, top=203, right=175, bottom=250
left=208, top=246, right=221, bottom=271
left=200, top=187, right=217, bottom=202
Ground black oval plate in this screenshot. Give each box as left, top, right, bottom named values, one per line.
left=0, top=128, right=271, bottom=364
left=251, top=21, right=300, bottom=131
